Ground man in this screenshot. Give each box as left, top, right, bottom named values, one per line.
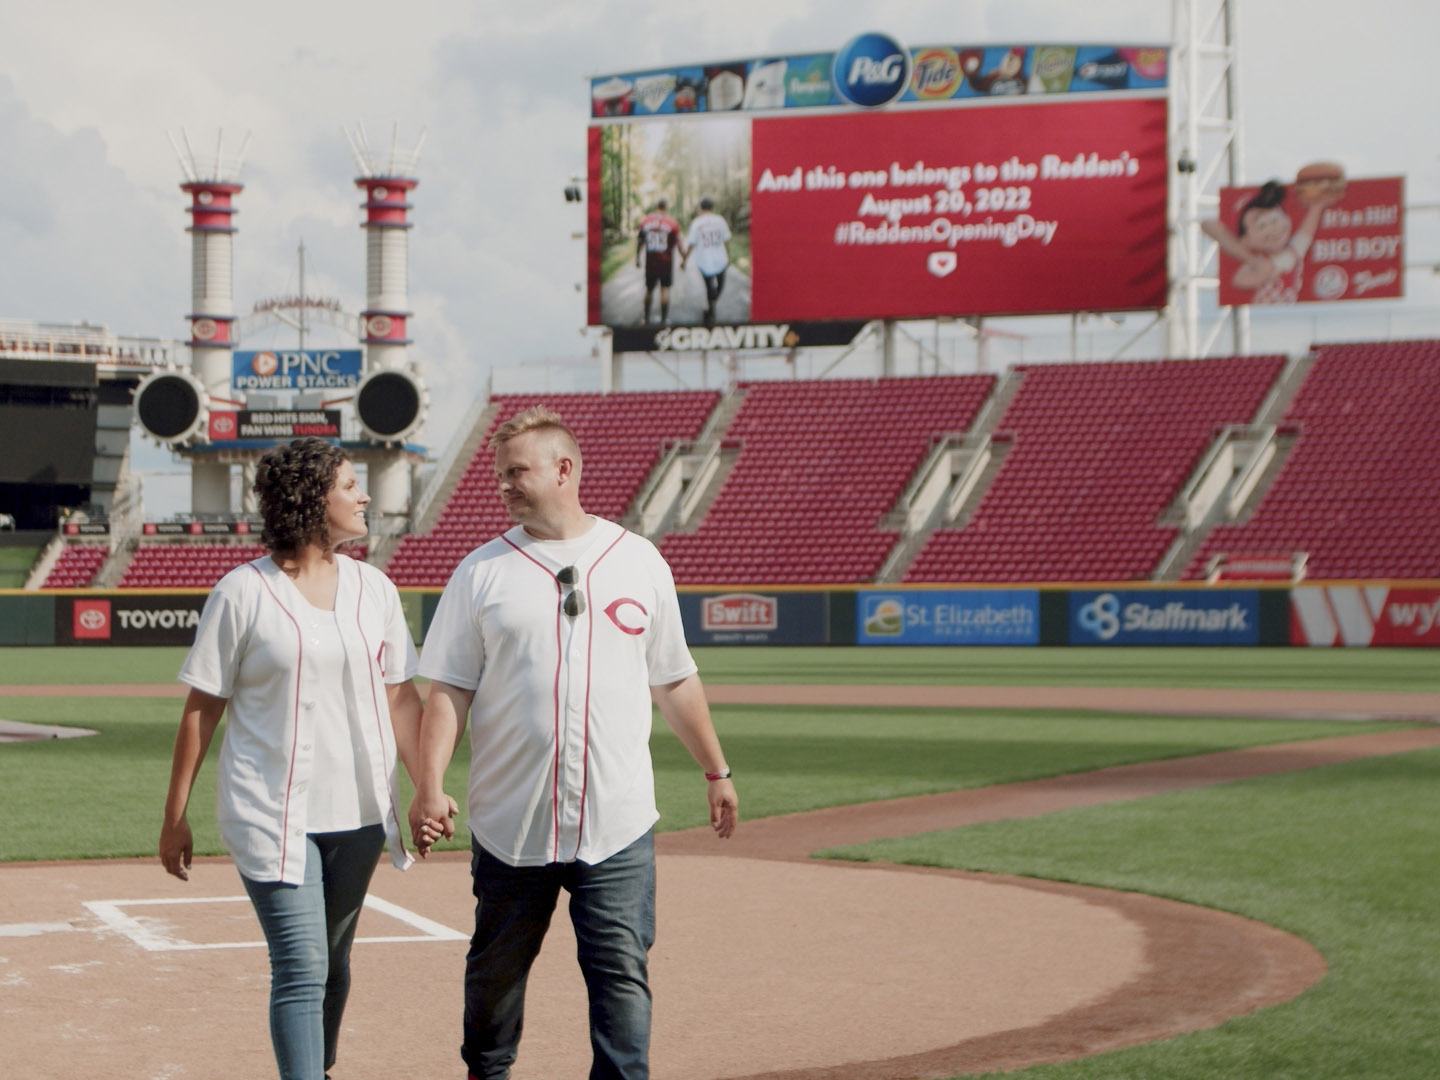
left=634, top=197, right=683, bottom=324
left=410, top=405, right=738, bottom=1080
left=682, top=197, right=732, bottom=328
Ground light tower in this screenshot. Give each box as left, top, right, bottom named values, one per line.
left=345, top=124, right=429, bottom=525
left=134, top=130, right=250, bottom=513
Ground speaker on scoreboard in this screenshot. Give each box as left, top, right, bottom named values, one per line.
left=132, top=368, right=209, bottom=446
left=354, top=367, right=428, bottom=444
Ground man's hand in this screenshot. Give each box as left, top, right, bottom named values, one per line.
left=409, top=791, right=458, bottom=857
left=707, top=778, right=738, bottom=839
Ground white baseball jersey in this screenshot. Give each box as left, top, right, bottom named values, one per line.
left=179, top=555, right=419, bottom=884
left=685, top=212, right=732, bottom=276
left=418, top=517, right=697, bottom=867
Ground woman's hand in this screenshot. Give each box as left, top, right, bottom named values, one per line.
left=159, top=816, right=194, bottom=881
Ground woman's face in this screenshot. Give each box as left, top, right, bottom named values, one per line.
left=325, top=459, right=370, bottom=544
left=1241, top=205, right=1292, bottom=253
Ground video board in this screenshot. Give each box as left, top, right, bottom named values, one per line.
left=587, top=35, right=1170, bottom=331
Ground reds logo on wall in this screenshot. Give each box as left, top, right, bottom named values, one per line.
left=73, top=599, right=111, bottom=640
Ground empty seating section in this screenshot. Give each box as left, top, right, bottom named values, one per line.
left=119, top=543, right=270, bottom=588
left=906, top=356, right=1285, bottom=582
left=1186, top=341, right=1440, bottom=580
left=386, top=390, right=719, bottom=586
left=41, top=544, right=108, bottom=588
left=661, top=376, right=994, bottom=584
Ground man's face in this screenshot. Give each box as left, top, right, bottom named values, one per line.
left=494, top=431, right=562, bottom=524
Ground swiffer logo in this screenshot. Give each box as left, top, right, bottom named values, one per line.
left=833, top=32, right=910, bottom=107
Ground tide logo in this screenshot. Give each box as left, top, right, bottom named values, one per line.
left=910, top=47, right=961, bottom=99
left=74, top=599, right=112, bottom=640
left=832, top=32, right=910, bottom=108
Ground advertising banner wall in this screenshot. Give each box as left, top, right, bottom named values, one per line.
left=678, top=590, right=829, bottom=644
left=1291, top=585, right=1440, bottom=647
left=856, top=589, right=1039, bottom=645
left=54, top=593, right=208, bottom=647
left=1069, top=589, right=1260, bottom=645
left=1211, top=173, right=1403, bottom=306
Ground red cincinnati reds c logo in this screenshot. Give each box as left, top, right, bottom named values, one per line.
left=604, top=598, right=647, bottom=635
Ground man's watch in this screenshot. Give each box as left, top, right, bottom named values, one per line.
left=704, top=767, right=732, bottom=781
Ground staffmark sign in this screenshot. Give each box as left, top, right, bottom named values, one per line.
left=1071, top=590, right=1258, bottom=645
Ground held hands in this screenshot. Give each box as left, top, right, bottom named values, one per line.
left=159, top=816, right=194, bottom=881
left=408, top=790, right=459, bottom=857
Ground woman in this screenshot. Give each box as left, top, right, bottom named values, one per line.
left=158, top=437, right=450, bottom=1080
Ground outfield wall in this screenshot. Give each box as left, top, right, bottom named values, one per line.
left=5, top=583, right=1438, bottom=648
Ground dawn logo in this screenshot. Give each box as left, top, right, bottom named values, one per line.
left=832, top=32, right=910, bottom=108
left=863, top=595, right=905, bottom=636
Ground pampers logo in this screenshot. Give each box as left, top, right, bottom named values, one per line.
left=863, top=595, right=905, bottom=636
left=832, top=32, right=910, bottom=108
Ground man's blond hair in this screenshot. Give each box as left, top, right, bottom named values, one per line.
left=488, top=406, right=581, bottom=462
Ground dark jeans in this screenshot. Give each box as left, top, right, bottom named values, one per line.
left=242, top=825, right=385, bottom=1080
left=701, top=268, right=727, bottom=306
left=463, top=831, right=656, bottom=1080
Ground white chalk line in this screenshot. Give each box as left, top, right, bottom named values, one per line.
left=67, top=894, right=467, bottom=951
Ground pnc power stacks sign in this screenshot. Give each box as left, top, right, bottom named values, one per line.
left=587, top=34, right=1169, bottom=328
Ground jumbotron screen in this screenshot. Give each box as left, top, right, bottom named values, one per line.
left=587, top=36, right=1170, bottom=331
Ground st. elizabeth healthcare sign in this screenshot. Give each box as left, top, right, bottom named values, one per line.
left=857, top=589, right=1039, bottom=645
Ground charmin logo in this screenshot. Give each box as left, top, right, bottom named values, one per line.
left=702, top=593, right=778, bottom=632
left=73, top=599, right=112, bottom=640
left=251, top=351, right=279, bottom=376
left=1078, top=593, right=1122, bottom=640
left=832, top=32, right=910, bottom=108
left=863, top=595, right=905, bottom=636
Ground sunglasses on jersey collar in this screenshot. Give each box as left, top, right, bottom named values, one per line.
left=557, top=566, right=586, bottom=617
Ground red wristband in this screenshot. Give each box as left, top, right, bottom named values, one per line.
left=705, top=767, right=732, bottom=781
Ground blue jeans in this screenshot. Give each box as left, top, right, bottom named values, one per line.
left=242, top=825, right=385, bottom=1080
left=463, top=831, right=656, bottom=1080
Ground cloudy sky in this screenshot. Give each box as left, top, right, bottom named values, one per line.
left=2, top=0, right=1436, bottom=516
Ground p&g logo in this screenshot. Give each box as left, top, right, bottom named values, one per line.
left=1078, top=593, right=1121, bottom=640
left=832, top=32, right=910, bottom=108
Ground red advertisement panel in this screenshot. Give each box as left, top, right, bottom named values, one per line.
left=748, top=97, right=1168, bottom=320
left=1211, top=173, right=1403, bottom=307
left=1290, top=585, right=1440, bottom=647
left=1372, top=588, right=1440, bottom=646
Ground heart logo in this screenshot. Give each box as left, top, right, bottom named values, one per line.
left=927, top=251, right=957, bottom=278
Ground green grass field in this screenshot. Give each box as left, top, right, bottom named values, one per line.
left=1, top=644, right=1436, bottom=1077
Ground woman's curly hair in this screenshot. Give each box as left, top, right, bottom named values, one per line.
left=254, top=437, right=349, bottom=555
